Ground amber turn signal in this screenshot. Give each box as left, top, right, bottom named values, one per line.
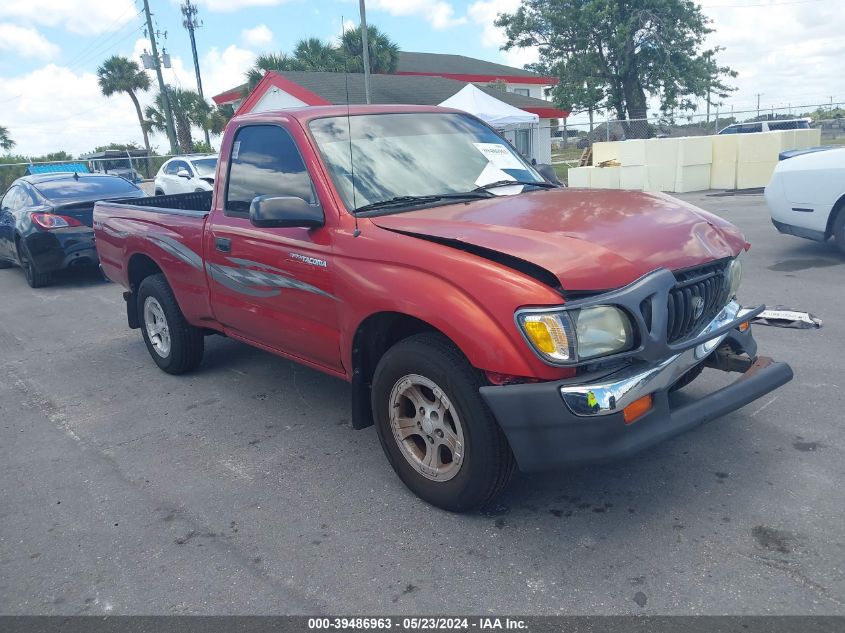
left=739, top=321, right=750, bottom=332
left=623, top=394, right=653, bottom=424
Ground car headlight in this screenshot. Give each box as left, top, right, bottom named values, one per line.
left=517, top=305, right=633, bottom=364
left=727, top=256, right=743, bottom=298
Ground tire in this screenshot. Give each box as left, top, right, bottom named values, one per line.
left=137, top=274, right=204, bottom=374
left=16, top=240, right=51, bottom=288
left=833, top=205, right=845, bottom=255
left=155, top=188, right=165, bottom=196
left=371, top=333, right=515, bottom=512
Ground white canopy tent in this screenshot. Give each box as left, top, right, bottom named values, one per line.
left=438, top=84, right=539, bottom=130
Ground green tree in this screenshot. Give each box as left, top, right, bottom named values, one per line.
left=243, top=25, right=399, bottom=94
left=96, top=56, right=152, bottom=159
left=496, top=0, right=736, bottom=135
left=294, top=38, right=344, bottom=72
left=0, top=125, right=14, bottom=152
left=207, top=104, right=235, bottom=136
left=245, top=52, right=298, bottom=93
left=145, top=87, right=211, bottom=153
left=340, top=25, right=399, bottom=73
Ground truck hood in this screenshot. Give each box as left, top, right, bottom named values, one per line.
left=370, top=188, right=747, bottom=292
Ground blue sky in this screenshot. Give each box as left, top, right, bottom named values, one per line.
left=1, top=0, right=844, bottom=155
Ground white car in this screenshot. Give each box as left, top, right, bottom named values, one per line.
left=154, top=155, right=218, bottom=195
left=718, top=118, right=810, bottom=135
left=765, top=147, right=845, bottom=253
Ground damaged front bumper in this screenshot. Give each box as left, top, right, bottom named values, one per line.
left=480, top=302, right=793, bottom=472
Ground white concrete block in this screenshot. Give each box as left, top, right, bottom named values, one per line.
left=644, top=165, right=676, bottom=191
left=777, top=130, right=797, bottom=152
left=592, top=141, right=620, bottom=165
left=645, top=137, right=680, bottom=167
left=590, top=166, right=621, bottom=189
left=567, top=166, right=592, bottom=188
left=794, top=128, right=822, bottom=149
left=618, top=139, right=647, bottom=166
left=712, top=134, right=739, bottom=163
left=619, top=165, right=647, bottom=190
left=710, top=161, right=737, bottom=190
left=674, top=164, right=712, bottom=193
left=736, top=161, right=778, bottom=189
left=677, top=135, right=713, bottom=166
left=737, top=132, right=781, bottom=163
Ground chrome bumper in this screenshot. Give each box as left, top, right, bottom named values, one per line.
left=560, top=301, right=756, bottom=417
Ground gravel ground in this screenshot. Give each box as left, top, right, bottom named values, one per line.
left=0, top=191, right=843, bottom=615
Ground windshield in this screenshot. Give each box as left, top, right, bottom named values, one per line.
left=309, top=112, right=542, bottom=212
left=191, top=157, right=217, bottom=178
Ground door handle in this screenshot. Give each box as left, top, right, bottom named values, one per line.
left=215, top=237, right=231, bottom=253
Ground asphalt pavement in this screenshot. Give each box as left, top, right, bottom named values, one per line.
left=1, top=191, right=843, bottom=615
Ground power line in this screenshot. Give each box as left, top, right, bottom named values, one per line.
left=63, top=8, right=144, bottom=69
left=701, top=0, right=832, bottom=8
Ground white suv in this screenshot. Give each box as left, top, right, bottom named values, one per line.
left=718, top=118, right=811, bottom=135
left=154, top=154, right=218, bottom=195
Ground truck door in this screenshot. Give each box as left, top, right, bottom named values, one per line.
left=205, top=123, right=342, bottom=372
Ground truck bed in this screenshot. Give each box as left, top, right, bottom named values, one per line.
left=109, top=190, right=213, bottom=216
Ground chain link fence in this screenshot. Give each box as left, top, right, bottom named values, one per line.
left=0, top=153, right=197, bottom=193
left=545, top=102, right=845, bottom=182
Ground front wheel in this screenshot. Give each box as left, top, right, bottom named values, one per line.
left=372, top=333, right=515, bottom=512
left=137, top=274, right=204, bottom=374
left=833, top=205, right=845, bottom=255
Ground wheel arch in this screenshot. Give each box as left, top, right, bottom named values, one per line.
left=126, top=253, right=165, bottom=328
left=349, top=312, right=458, bottom=430
left=825, top=192, right=845, bottom=239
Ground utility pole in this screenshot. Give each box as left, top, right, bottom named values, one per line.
left=181, top=0, right=210, bottom=146
left=756, top=93, right=762, bottom=120
left=359, top=0, right=371, bottom=104
left=142, top=0, right=178, bottom=155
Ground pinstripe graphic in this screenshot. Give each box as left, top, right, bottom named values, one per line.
left=146, top=234, right=336, bottom=300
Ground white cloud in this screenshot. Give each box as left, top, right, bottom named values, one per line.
left=201, top=45, right=257, bottom=98
left=0, top=23, right=59, bottom=59
left=194, top=0, right=294, bottom=12
left=368, top=0, right=466, bottom=30
left=241, top=24, right=274, bottom=48
left=0, top=64, right=151, bottom=156
left=467, top=0, right=536, bottom=69
left=702, top=2, right=845, bottom=113
left=0, top=0, right=138, bottom=36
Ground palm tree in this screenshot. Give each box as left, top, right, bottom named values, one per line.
left=96, top=56, right=151, bottom=162
left=207, top=104, right=235, bottom=136
left=0, top=125, right=14, bottom=152
left=341, top=25, right=399, bottom=74
left=293, top=38, right=344, bottom=72
left=145, top=87, right=211, bottom=153
left=245, top=52, right=298, bottom=93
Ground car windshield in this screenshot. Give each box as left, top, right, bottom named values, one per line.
left=191, top=158, right=217, bottom=178
left=33, top=175, right=141, bottom=201
left=309, top=112, right=543, bottom=213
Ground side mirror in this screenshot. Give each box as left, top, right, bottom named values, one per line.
left=249, top=195, right=324, bottom=229
left=534, top=163, right=563, bottom=186
left=176, top=169, right=191, bottom=179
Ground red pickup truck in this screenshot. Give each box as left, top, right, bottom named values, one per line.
left=94, top=105, right=793, bottom=511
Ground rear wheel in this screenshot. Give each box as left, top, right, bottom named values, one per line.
left=16, top=240, right=51, bottom=288
left=155, top=188, right=165, bottom=196
left=138, top=274, right=204, bottom=374
left=372, top=333, right=515, bottom=512
left=833, top=205, right=845, bottom=255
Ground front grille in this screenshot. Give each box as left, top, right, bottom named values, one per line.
left=666, top=260, right=731, bottom=343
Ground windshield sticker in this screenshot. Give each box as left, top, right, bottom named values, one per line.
left=474, top=162, right=515, bottom=187
left=472, top=143, right=525, bottom=170
left=232, top=140, right=241, bottom=160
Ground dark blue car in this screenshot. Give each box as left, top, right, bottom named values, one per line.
left=0, top=172, right=145, bottom=287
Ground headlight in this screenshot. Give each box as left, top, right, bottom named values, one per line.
left=727, top=256, right=743, bottom=298
left=574, top=306, right=634, bottom=360
left=517, top=305, right=633, bottom=364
